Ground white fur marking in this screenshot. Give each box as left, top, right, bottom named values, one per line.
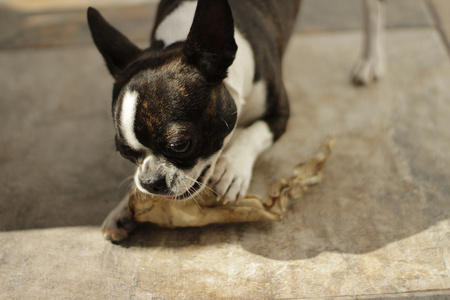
left=120, top=90, right=142, bottom=150
left=240, top=121, right=274, bottom=156
left=223, top=29, right=255, bottom=116
left=154, top=1, right=197, bottom=46
left=239, top=80, right=267, bottom=126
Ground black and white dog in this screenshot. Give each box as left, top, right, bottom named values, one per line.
left=87, top=0, right=385, bottom=241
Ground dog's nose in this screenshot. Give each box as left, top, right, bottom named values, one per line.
left=140, top=177, right=168, bottom=195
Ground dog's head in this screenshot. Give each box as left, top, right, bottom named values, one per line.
left=87, top=0, right=237, bottom=199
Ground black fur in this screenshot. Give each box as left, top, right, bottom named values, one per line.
left=87, top=7, right=141, bottom=78
left=184, top=0, right=237, bottom=83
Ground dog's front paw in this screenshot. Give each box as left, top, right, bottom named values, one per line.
left=101, top=196, right=137, bottom=242
left=210, top=154, right=252, bottom=204
left=351, top=56, right=385, bottom=85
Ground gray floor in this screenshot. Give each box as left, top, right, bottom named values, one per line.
left=1, top=0, right=450, bottom=299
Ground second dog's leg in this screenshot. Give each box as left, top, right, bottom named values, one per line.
left=352, top=0, right=386, bottom=85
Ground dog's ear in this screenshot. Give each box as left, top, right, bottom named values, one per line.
left=184, top=0, right=237, bottom=83
left=87, top=7, right=142, bottom=78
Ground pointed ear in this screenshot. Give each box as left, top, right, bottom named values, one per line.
left=184, top=0, right=237, bottom=83
left=87, top=7, right=142, bottom=78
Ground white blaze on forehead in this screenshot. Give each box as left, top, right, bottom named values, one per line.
left=120, top=89, right=142, bottom=150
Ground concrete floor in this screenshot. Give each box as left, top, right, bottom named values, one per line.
left=1, top=0, right=450, bottom=299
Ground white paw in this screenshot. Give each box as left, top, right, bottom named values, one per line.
left=101, top=196, right=136, bottom=242
left=210, top=154, right=252, bottom=204
left=351, top=56, right=385, bottom=85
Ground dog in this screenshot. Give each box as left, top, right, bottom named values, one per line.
left=87, top=0, right=385, bottom=242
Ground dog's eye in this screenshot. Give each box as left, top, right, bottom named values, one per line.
left=169, top=139, right=191, bottom=154
left=119, top=145, right=143, bottom=165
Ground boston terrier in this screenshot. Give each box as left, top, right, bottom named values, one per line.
left=87, top=0, right=385, bottom=241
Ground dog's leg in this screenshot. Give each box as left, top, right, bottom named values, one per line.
left=211, top=81, right=289, bottom=204
left=101, top=193, right=137, bottom=242
left=210, top=121, right=274, bottom=204
left=352, top=0, right=386, bottom=85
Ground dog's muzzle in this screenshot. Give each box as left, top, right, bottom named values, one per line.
left=136, top=165, right=211, bottom=200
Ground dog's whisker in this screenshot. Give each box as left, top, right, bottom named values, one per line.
left=194, top=191, right=205, bottom=205
left=184, top=174, right=216, bottom=197
left=119, top=176, right=134, bottom=189
left=179, top=174, right=217, bottom=213
left=173, top=181, right=188, bottom=204
left=185, top=186, right=204, bottom=212
left=194, top=183, right=207, bottom=205
left=221, top=118, right=230, bottom=130
left=194, top=190, right=207, bottom=209
left=181, top=181, right=192, bottom=207
left=192, top=197, right=204, bottom=214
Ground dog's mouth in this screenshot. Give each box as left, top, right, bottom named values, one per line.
left=166, top=165, right=211, bottom=201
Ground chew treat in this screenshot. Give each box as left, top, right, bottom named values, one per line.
left=129, top=137, right=335, bottom=228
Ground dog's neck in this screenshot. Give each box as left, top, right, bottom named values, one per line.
left=153, top=1, right=255, bottom=117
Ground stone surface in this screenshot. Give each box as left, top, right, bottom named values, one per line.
left=0, top=3, right=157, bottom=49
left=296, top=0, right=434, bottom=33
left=0, top=0, right=436, bottom=49
left=1, top=0, right=450, bottom=299
left=0, top=47, right=134, bottom=230
left=1, top=223, right=449, bottom=299
left=430, top=0, right=450, bottom=50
